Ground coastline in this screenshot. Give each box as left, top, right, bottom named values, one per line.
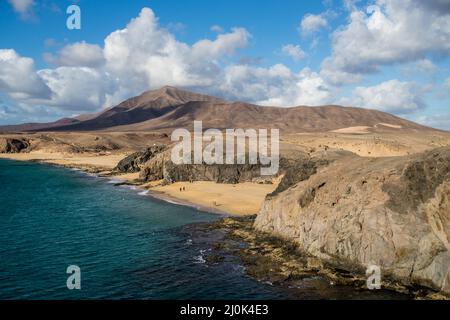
left=0, top=152, right=273, bottom=216
left=1, top=153, right=445, bottom=299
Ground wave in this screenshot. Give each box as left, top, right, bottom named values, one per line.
left=138, top=190, right=149, bottom=196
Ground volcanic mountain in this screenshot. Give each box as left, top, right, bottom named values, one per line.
left=0, top=86, right=435, bottom=133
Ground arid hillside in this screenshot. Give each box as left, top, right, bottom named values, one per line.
left=0, top=86, right=436, bottom=134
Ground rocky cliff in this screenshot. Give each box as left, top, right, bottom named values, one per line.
left=254, top=147, right=450, bottom=295
left=139, top=149, right=271, bottom=184
left=0, top=138, right=29, bottom=153
left=114, top=145, right=279, bottom=184
left=115, top=145, right=167, bottom=173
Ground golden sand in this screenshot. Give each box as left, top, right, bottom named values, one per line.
left=150, top=181, right=277, bottom=216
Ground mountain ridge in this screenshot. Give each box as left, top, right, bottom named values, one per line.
left=0, top=86, right=437, bottom=133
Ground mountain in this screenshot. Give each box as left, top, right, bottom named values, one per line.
left=0, top=117, right=81, bottom=132
left=0, top=86, right=436, bottom=133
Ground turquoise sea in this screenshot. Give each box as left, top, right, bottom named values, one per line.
left=0, top=159, right=408, bottom=299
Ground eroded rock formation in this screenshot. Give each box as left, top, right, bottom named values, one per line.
left=255, top=147, right=450, bottom=295
left=0, top=138, right=29, bottom=153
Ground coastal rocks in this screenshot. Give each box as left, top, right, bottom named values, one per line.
left=0, top=138, right=29, bottom=153
left=255, top=147, right=450, bottom=296
left=138, top=148, right=275, bottom=184
left=115, top=144, right=166, bottom=173
left=269, top=156, right=329, bottom=196
left=164, top=162, right=263, bottom=184
left=193, top=216, right=412, bottom=299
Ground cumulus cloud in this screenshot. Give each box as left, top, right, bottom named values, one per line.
left=300, top=13, right=328, bottom=35
left=340, top=80, right=425, bottom=114
left=281, top=44, right=306, bottom=62
left=0, top=49, right=51, bottom=100
left=103, top=8, right=250, bottom=103
left=220, top=65, right=333, bottom=106
left=36, top=67, right=114, bottom=111
left=0, top=50, right=113, bottom=112
left=321, top=0, right=450, bottom=85
left=2, top=7, right=332, bottom=118
left=1, top=5, right=443, bottom=123
left=44, top=42, right=105, bottom=68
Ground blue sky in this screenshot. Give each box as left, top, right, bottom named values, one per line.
left=1, top=0, right=450, bottom=129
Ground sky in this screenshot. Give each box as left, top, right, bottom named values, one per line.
left=0, top=0, right=450, bottom=129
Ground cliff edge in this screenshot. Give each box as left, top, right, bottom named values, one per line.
left=255, top=147, right=450, bottom=295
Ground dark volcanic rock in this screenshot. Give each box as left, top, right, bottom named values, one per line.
left=0, top=138, right=29, bottom=153
left=269, top=156, right=329, bottom=197
left=115, top=144, right=166, bottom=173
left=383, top=147, right=450, bottom=214
left=164, top=162, right=263, bottom=184
left=139, top=149, right=276, bottom=184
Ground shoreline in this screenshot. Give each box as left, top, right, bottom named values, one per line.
left=0, top=152, right=269, bottom=217
left=1, top=153, right=446, bottom=299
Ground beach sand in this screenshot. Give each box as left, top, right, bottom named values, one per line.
left=149, top=181, right=277, bottom=216
left=0, top=152, right=126, bottom=171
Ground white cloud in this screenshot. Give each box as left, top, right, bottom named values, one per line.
left=44, top=42, right=105, bottom=68
left=103, top=8, right=250, bottom=104
left=321, top=0, right=450, bottom=85
left=281, top=44, right=306, bottom=62
left=191, top=28, right=250, bottom=60
left=414, top=59, right=438, bottom=74
left=340, top=80, right=425, bottom=114
left=300, top=13, right=328, bottom=35
left=0, top=8, right=255, bottom=114
left=0, top=50, right=112, bottom=112
left=220, top=65, right=333, bottom=106
left=36, top=67, right=115, bottom=111
left=211, top=25, right=224, bottom=33
left=8, top=0, right=34, bottom=18
left=1, top=5, right=441, bottom=123
left=0, top=49, right=51, bottom=100
left=416, top=114, right=450, bottom=131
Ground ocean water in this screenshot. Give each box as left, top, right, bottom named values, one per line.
left=0, top=159, right=407, bottom=300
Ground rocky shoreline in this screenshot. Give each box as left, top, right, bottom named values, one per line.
left=193, top=215, right=448, bottom=300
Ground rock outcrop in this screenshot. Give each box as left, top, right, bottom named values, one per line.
left=255, top=147, right=450, bottom=295
left=138, top=148, right=270, bottom=184
left=115, top=144, right=166, bottom=173
left=0, top=138, right=29, bottom=153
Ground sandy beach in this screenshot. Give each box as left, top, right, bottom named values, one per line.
left=0, top=152, right=126, bottom=171
left=149, top=181, right=277, bottom=216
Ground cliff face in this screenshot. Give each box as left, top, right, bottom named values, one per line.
left=137, top=148, right=271, bottom=184
left=254, top=147, right=450, bottom=295
left=115, top=145, right=167, bottom=173
left=0, top=138, right=29, bottom=153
